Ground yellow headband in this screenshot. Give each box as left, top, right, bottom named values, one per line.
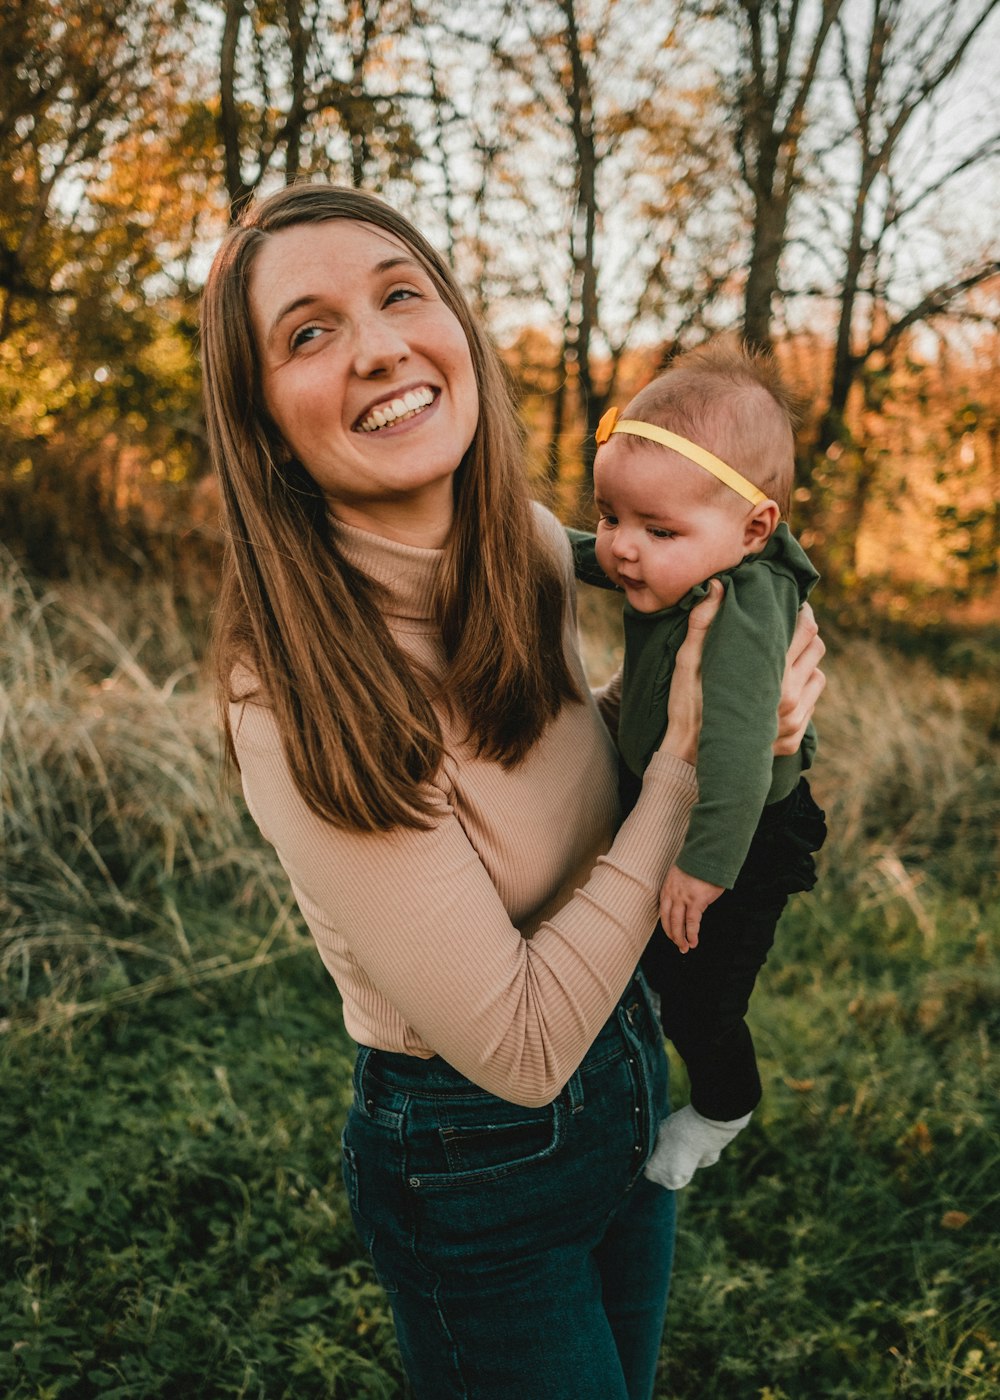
left=595, top=406, right=768, bottom=506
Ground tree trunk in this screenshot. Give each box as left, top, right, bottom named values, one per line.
left=545, top=361, right=567, bottom=487
left=812, top=195, right=868, bottom=456
left=743, top=197, right=785, bottom=350
left=219, top=0, right=255, bottom=219
left=560, top=0, right=600, bottom=484
left=284, top=0, right=308, bottom=183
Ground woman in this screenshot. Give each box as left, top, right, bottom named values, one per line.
left=200, top=184, right=823, bottom=1400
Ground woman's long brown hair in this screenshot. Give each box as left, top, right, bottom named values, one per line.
left=200, top=184, right=580, bottom=831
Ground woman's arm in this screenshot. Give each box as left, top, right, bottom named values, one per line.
left=232, top=593, right=721, bottom=1109
left=235, top=708, right=695, bottom=1107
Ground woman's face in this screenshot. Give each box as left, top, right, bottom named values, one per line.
left=249, top=219, right=479, bottom=544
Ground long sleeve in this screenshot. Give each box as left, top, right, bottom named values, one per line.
left=567, top=528, right=614, bottom=590
left=677, top=563, right=802, bottom=888
left=233, top=702, right=696, bottom=1107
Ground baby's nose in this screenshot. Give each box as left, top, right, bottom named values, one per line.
left=612, top=532, right=637, bottom=559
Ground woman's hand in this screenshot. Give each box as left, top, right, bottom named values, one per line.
left=775, top=603, right=826, bottom=754
left=661, top=579, right=724, bottom=765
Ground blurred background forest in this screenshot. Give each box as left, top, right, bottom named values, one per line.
left=2, top=0, right=999, bottom=615
left=2, top=3, right=1000, bottom=1397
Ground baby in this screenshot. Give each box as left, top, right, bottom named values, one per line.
left=570, top=339, right=827, bottom=1189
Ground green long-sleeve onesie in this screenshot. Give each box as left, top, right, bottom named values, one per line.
left=569, top=522, right=819, bottom=889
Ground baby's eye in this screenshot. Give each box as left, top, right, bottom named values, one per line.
left=289, top=323, right=323, bottom=351
left=648, top=527, right=676, bottom=540
left=598, top=513, right=619, bottom=528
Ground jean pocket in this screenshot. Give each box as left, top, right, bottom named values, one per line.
left=408, top=1098, right=567, bottom=1189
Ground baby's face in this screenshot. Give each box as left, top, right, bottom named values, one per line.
left=593, top=438, right=751, bottom=612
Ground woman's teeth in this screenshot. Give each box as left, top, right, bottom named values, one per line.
left=358, top=387, right=435, bottom=432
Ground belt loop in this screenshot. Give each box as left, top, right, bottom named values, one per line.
left=354, top=1046, right=375, bottom=1113
left=622, top=996, right=642, bottom=1029
left=566, top=1068, right=584, bottom=1115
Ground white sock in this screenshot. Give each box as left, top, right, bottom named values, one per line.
left=644, top=1104, right=753, bottom=1190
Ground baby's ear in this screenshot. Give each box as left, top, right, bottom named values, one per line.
left=742, top=500, right=780, bottom=553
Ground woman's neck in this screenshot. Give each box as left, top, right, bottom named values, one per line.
left=326, top=484, right=454, bottom=549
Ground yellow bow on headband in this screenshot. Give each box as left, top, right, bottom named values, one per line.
left=595, top=406, right=768, bottom=506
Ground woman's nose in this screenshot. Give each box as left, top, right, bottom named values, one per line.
left=352, top=318, right=410, bottom=378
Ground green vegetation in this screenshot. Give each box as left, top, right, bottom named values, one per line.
left=2, top=560, right=998, bottom=1398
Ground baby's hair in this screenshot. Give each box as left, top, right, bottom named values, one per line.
left=626, top=338, right=803, bottom=515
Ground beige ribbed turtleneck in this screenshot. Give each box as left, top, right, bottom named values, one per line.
left=231, top=503, right=697, bottom=1106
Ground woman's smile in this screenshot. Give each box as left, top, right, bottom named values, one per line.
left=355, top=383, right=438, bottom=433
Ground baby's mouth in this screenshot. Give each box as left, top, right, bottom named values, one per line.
left=355, top=386, right=436, bottom=433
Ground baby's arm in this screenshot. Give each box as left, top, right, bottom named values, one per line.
left=658, top=580, right=815, bottom=951
left=672, top=565, right=803, bottom=891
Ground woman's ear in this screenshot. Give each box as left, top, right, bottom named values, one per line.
left=742, top=500, right=780, bottom=553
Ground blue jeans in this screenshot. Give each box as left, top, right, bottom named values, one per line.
left=341, top=972, right=674, bottom=1399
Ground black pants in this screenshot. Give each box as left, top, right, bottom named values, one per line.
left=639, top=778, right=827, bottom=1122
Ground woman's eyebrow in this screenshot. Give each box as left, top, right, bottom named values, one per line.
left=267, top=256, right=424, bottom=344
left=268, top=294, right=320, bottom=343
left=374, top=255, right=421, bottom=275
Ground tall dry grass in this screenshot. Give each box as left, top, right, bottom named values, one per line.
left=0, top=551, right=308, bottom=1034
left=3, top=559, right=996, bottom=1034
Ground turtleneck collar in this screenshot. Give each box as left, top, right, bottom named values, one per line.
left=333, top=517, right=443, bottom=626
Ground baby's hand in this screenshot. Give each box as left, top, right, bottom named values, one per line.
left=659, top=866, right=724, bottom=952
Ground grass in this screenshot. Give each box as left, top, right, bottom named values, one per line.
left=2, top=556, right=998, bottom=1397
left=2, top=959, right=404, bottom=1398
left=0, top=550, right=308, bottom=1033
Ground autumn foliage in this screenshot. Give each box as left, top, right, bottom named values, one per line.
left=0, top=0, right=997, bottom=617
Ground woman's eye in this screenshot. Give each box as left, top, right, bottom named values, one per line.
left=290, top=324, right=323, bottom=351
left=385, top=286, right=420, bottom=306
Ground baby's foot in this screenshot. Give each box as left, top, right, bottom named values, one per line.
left=643, top=1104, right=752, bottom=1190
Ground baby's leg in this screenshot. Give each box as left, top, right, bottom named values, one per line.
left=653, top=887, right=784, bottom=1117
left=642, top=780, right=827, bottom=1187
left=641, top=888, right=786, bottom=1188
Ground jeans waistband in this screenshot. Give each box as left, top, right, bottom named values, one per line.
left=358, top=970, right=655, bottom=1101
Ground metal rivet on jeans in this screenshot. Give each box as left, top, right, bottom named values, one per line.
left=408, top=1177, right=421, bottom=1189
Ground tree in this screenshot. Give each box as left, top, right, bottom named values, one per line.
left=721, top=0, right=846, bottom=348
left=0, top=2, right=223, bottom=570
left=794, top=0, right=1000, bottom=573
left=0, top=0, right=192, bottom=341
left=430, top=0, right=736, bottom=491
left=215, top=0, right=424, bottom=218
left=812, top=0, right=1000, bottom=458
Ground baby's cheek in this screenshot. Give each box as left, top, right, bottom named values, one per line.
left=594, top=536, right=615, bottom=578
